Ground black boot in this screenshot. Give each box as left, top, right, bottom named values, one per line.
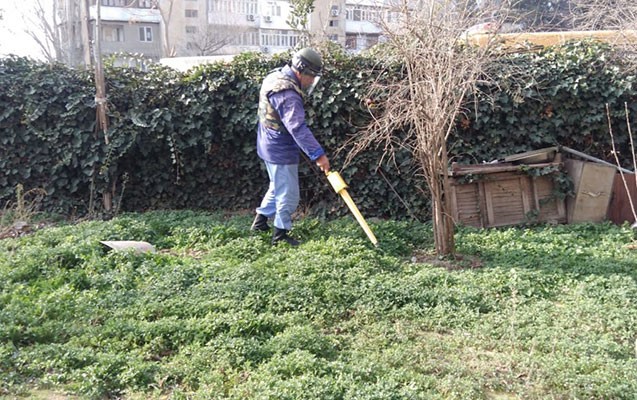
left=251, top=214, right=270, bottom=232
left=272, top=227, right=300, bottom=246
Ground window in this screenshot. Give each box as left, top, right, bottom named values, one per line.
left=329, top=20, right=338, bottom=27
left=266, top=2, right=281, bottom=16
left=186, top=26, right=198, bottom=34
left=185, top=9, right=199, bottom=17
left=139, top=26, right=153, bottom=42
left=208, top=27, right=259, bottom=46
left=346, top=5, right=384, bottom=22
left=137, top=0, right=153, bottom=7
left=345, top=35, right=356, bottom=49
left=210, top=0, right=257, bottom=15
left=243, top=30, right=259, bottom=46
left=101, top=0, right=127, bottom=6
left=344, top=34, right=377, bottom=50
left=102, top=25, right=124, bottom=42
left=228, top=30, right=259, bottom=46
left=260, top=30, right=299, bottom=48
left=328, top=34, right=338, bottom=42
left=366, top=35, right=379, bottom=46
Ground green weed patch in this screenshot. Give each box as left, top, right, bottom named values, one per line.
left=1, top=211, right=636, bottom=399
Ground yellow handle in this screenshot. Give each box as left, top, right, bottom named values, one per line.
left=340, top=190, right=378, bottom=246
left=326, top=171, right=348, bottom=193
left=326, top=171, right=378, bottom=246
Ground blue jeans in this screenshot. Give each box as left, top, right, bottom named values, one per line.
left=256, top=162, right=300, bottom=230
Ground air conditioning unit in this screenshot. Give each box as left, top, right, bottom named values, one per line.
left=247, top=14, right=255, bottom=21
left=330, top=8, right=339, bottom=17
left=264, top=15, right=272, bottom=22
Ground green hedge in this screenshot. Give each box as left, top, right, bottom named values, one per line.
left=0, top=51, right=426, bottom=219
left=454, top=41, right=637, bottom=164
left=1, top=42, right=635, bottom=220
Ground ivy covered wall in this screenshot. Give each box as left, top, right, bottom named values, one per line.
left=1, top=42, right=635, bottom=220
left=454, top=41, right=637, bottom=165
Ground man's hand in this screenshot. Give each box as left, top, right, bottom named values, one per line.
left=316, top=154, right=330, bottom=173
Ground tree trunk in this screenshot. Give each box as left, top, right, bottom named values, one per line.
left=431, top=136, right=455, bottom=256
left=432, top=178, right=455, bottom=256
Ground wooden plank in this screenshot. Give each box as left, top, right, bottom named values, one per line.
left=567, top=160, right=615, bottom=223
left=534, top=176, right=566, bottom=223
left=520, top=176, right=531, bottom=217
left=531, top=176, right=540, bottom=211
left=449, top=180, right=482, bottom=227
left=461, top=184, right=481, bottom=228
left=478, top=181, right=487, bottom=228
left=484, top=178, right=526, bottom=227
left=565, top=159, right=583, bottom=223
left=608, top=173, right=637, bottom=225
left=449, top=185, right=459, bottom=223
left=504, top=146, right=558, bottom=163
left=450, top=162, right=561, bottom=176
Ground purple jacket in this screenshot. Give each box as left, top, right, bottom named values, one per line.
left=256, top=66, right=325, bottom=165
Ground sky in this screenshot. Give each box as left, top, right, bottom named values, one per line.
left=0, top=0, right=49, bottom=59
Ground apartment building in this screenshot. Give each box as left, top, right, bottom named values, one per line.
left=95, top=1, right=162, bottom=58
left=58, top=0, right=390, bottom=65
left=168, top=0, right=392, bottom=55
left=167, top=0, right=348, bottom=56
left=58, top=0, right=161, bottom=66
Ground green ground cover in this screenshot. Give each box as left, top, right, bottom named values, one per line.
left=1, top=210, right=636, bottom=399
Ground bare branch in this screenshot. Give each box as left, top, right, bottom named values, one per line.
left=22, top=0, right=64, bottom=62
left=158, top=0, right=176, bottom=57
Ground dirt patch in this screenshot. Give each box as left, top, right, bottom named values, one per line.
left=410, top=250, right=483, bottom=270
left=18, top=389, right=79, bottom=400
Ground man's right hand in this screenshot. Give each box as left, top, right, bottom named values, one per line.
left=316, top=154, right=330, bottom=173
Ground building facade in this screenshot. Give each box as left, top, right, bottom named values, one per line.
left=58, top=0, right=390, bottom=65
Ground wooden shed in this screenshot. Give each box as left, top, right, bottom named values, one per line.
left=448, top=146, right=629, bottom=228
left=449, top=151, right=567, bottom=228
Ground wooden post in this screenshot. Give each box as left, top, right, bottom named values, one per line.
left=93, top=0, right=111, bottom=211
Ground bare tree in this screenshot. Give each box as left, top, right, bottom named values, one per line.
left=157, top=0, right=177, bottom=57
left=569, top=0, right=637, bottom=30
left=184, top=23, right=238, bottom=56
left=23, top=0, right=65, bottom=62
left=346, top=0, right=505, bottom=256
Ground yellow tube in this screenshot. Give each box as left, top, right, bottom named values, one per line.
left=339, top=190, right=379, bottom=246
left=326, top=171, right=379, bottom=246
